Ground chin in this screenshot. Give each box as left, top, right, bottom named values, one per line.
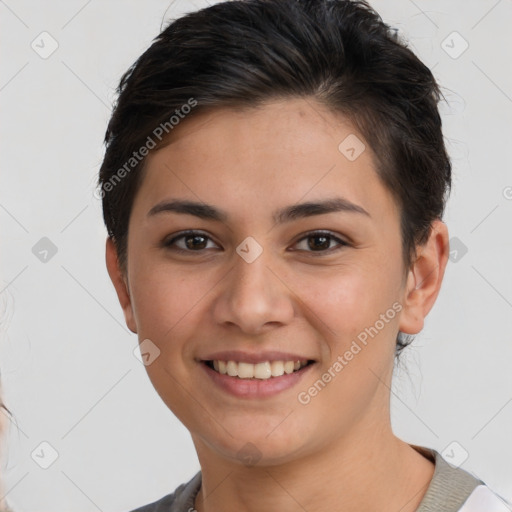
left=196, top=420, right=311, bottom=468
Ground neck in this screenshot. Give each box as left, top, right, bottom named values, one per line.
left=192, top=424, right=434, bottom=512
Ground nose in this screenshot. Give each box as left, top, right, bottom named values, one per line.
left=211, top=245, right=295, bottom=335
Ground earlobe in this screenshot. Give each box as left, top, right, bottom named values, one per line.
left=105, top=237, right=138, bottom=334
left=398, top=220, right=450, bottom=335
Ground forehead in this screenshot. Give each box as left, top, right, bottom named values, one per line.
left=132, top=98, right=398, bottom=224
left=152, top=98, right=359, bottom=163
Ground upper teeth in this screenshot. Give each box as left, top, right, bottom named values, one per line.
left=212, top=360, right=309, bottom=379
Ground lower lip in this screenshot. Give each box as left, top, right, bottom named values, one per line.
left=200, top=362, right=315, bottom=398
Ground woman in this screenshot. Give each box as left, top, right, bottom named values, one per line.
left=98, top=0, right=510, bottom=510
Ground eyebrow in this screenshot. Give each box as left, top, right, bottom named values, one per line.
left=147, top=197, right=370, bottom=224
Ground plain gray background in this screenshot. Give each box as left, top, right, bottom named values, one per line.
left=1, top=0, right=511, bottom=510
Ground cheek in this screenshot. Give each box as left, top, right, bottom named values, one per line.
left=294, top=263, right=402, bottom=403
left=129, top=262, right=207, bottom=349
left=295, top=269, right=399, bottom=422
left=298, top=264, right=397, bottom=338
left=127, top=265, right=210, bottom=420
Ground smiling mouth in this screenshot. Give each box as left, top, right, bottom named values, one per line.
left=203, top=359, right=315, bottom=380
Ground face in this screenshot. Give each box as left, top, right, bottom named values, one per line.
left=107, top=98, right=444, bottom=467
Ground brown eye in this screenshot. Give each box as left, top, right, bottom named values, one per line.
left=163, top=231, right=218, bottom=252
left=293, top=231, right=348, bottom=254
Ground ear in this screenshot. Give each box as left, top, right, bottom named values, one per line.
left=105, top=237, right=137, bottom=334
left=399, top=219, right=450, bottom=335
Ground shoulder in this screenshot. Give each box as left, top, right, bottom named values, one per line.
left=412, top=445, right=511, bottom=512
left=128, top=471, right=202, bottom=512
left=458, top=485, right=512, bottom=512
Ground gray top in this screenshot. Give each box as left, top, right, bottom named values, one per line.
left=412, top=444, right=483, bottom=512
left=129, top=444, right=484, bottom=512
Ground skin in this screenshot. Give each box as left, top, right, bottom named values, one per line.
left=106, top=98, right=449, bottom=512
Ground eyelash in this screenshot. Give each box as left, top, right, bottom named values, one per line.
left=162, top=230, right=349, bottom=256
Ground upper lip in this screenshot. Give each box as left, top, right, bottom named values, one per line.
left=199, top=351, right=315, bottom=364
